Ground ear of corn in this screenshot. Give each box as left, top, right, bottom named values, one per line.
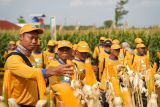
left=51, top=83, right=82, bottom=107
left=83, top=58, right=97, bottom=86
left=36, top=70, right=46, bottom=99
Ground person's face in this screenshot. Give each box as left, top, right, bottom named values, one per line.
left=137, top=47, right=145, bottom=55
left=58, top=47, right=72, bottom=60
left=20, top=31, right=38, bottom=51
left=48, top=46, right=55, bottom=52
left=9, top=44, right=16, bottom=50
left=100, top=40, right=104, bottom=44
left=103, top=45, right=111, bottom=52
left=111, top=49, right=120, bottom=57
left=33, top=45, right=40, bottom=51
left=76, top=51, right=89, bottom=61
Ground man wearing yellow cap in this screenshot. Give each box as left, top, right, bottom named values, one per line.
left=100, top=44, right=122, bottom=90
left=93, top=36, right=106, bottom=60
left=72, top=41, right=90, bottom=80
left=132, top=43, right=150, bottom=73
left=98, top=40, right=112, bottom=81
left=4, top=24, right=73, bottom=106
left=47, top=40, right=73, bottom=85
left=3, top=41, right=16, bottom=59
left=32, top=40, right=44, bottom=68
left=43, top=40, right=57, bottom=67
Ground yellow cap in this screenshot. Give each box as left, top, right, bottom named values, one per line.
left=112, top=39, right=120, bottom=45
left=16, top=40, right=20, bottom=46
left=19, top=24, right=43, bottom=35
left=111, top=44, right=121, bottom=49
left=77, top=41, right=90, bottom=52
left=58, top=40, right=72, bottom=49
left=136, top=43, right=145, bottom=48
left=73, top=44, right=78, bottom=50
left=135, top=38, right=143, bottom=44
left=100, top=37, right=106, bottom=41
left=9, top=41, right=15, bottom=45
left=47, top=40, right=56, bottom=46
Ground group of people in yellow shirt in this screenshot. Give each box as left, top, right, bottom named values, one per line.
left=2, top=23, right=159, bottom=107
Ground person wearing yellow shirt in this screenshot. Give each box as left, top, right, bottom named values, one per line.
left=93, top=36, right=106, bottom=60
left=100, top=44, right=122, bottom=107
left=3, top=41, right=16, bottom=59
left=32, top=40, right=44, bottom=68
left=100, top=44, right=122, bottom=90
left=47, top=40, right=73, bottom=85
left=134, top=37, right=150, bottom=60
left=72, top=41, right=90, bottom=80
left=132, top=43, right=150, bottom=73
left=43, top=40, right=56, bottom=67
left=98, top=40, right=112, bottom=81
left=4, top=24, right=73, bottom=106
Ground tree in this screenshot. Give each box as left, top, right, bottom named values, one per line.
left=17, top=16, right=26, bottom=24
left=104, top=20, right=113, bottom=28
left=115, top=0, right=128, bottom=27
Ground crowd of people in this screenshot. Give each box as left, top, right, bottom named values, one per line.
left=1, top=23, right=160, bottom=107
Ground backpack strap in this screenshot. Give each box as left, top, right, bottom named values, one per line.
left=6, top=52, right=32, bottom=67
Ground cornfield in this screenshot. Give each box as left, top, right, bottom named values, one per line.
left=0, top=28, right=160, bottom=66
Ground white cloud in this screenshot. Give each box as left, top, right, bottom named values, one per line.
left=69, top=0, right=116, bottom=7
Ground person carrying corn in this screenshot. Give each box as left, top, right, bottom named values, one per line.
left=4, top=24, right=73, bottom=107
left=72, top=41, right=90, bottom=80
left=98, top=39, right=112, bottom=81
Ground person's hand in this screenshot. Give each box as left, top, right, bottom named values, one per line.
left=46, top=64, right=74, bottom=76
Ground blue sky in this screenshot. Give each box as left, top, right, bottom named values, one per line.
left=0, top=0, right=160, bottom=27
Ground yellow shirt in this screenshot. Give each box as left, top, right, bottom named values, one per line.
left=119, top=49, right=133, bottom=67
left=32, top=52, right=44, bottom=68
left=47, top=58, right=72, bottom=85
left=93, top=46, right=104, bottom=59
left=5, top=54, right=41, bottom=106
left=98, top=50, right=110, bottom=81
left=72, top=58, right=86, bottom=80
left=3, top=50, right=14, bottom=59
left=43, top=49, right=55, bottom=67
left=100, top=57, right=122, bottom=90
left=132, top=54, right=150, bottom=73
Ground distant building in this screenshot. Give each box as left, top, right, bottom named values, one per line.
left=0, top=20, right=20, bottom=30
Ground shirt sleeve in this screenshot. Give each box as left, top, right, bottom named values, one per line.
left=5, top=55, right=41, bottom=79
